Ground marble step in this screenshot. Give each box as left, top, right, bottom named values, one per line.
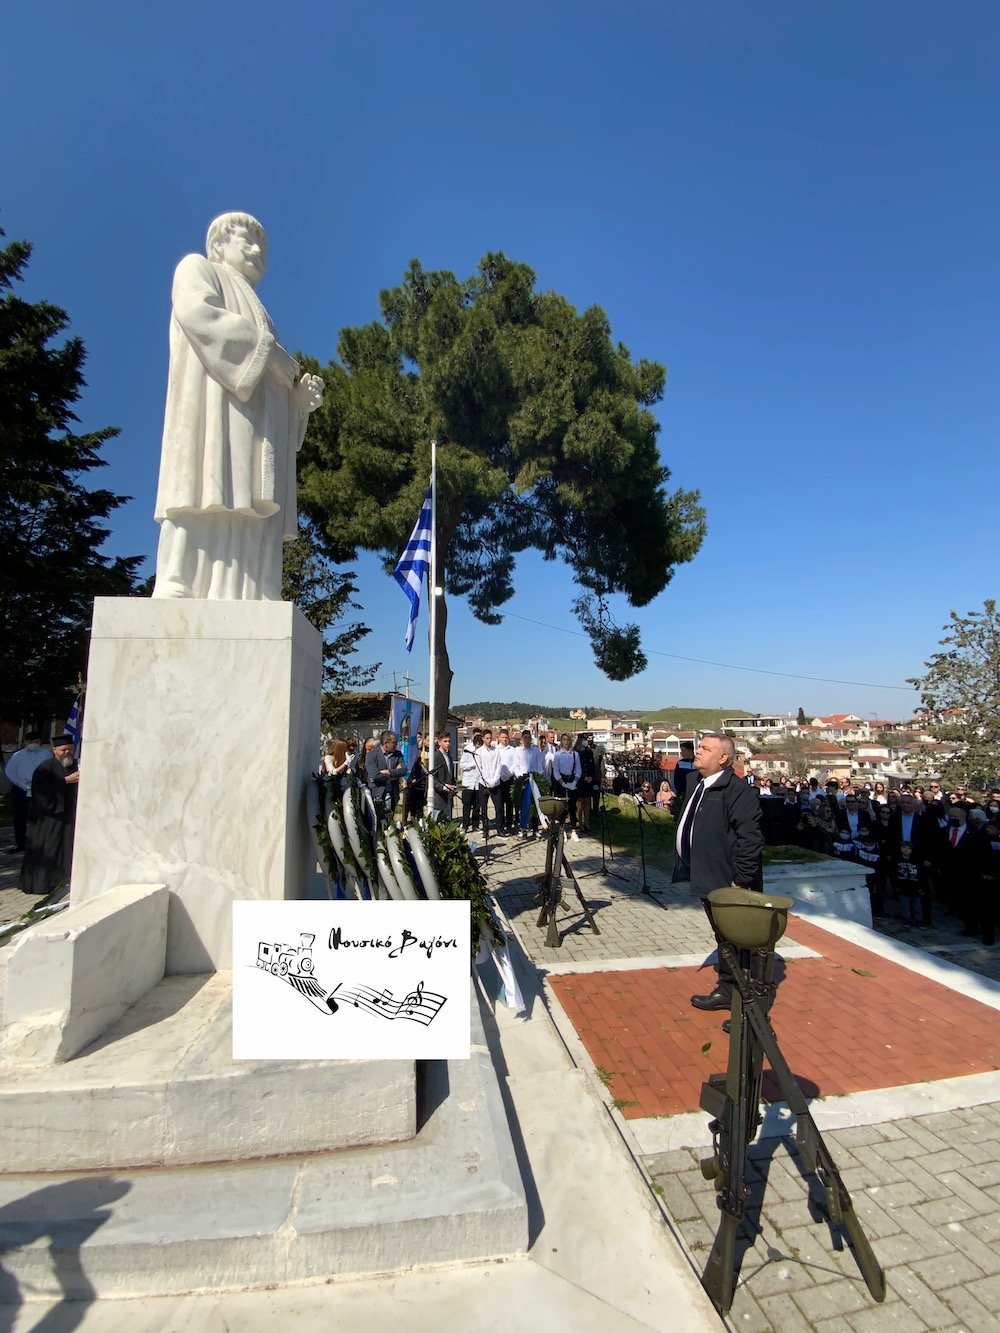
left=0, top=972, right=415, bottom=1172
left=0, top=1003, right=527, bottom=1298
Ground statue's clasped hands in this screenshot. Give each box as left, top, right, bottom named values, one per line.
left=294, top=371, right=324, bottom=414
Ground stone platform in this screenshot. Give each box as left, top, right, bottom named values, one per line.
left=0, top=986, right=526, bottom=1298
left=0, top=972, right=415, bottom=1172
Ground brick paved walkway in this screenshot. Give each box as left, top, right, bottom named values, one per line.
left=547, top=917, right=1000, bottom=1117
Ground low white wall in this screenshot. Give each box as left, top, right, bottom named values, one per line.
left=2, top=883, right=168, bottom=1065
left=765, top=857, right=873, bottom=929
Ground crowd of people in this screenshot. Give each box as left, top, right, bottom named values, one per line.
left=754, top=775, right=1000, bottom=944
left=319, top=726, right=608, bottom=842
left=457, top=728, right=601, bottom=841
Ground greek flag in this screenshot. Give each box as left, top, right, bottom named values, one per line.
left=392, top=486, right=432, bottom=652
left=65, top=695, right=82, bottom=756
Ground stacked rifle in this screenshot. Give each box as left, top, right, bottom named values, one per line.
left=697, top=888, right=886, bottom=1315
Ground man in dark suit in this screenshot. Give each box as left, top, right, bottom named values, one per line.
left=671, top=734, right=764, bottom=1010
left=671, top=741, right=697, bottom=805
left=835, top=794, right=874, bottom=840
left=429, top=733, right=457, bottom=822
left=885, top=791, right=942, bottom=924
left=365, top=730, right=406, bottom=821
left=938, top=805, right=988, bottom=931
left=886, top=791, right=941, bottom=867
left=18, top=734, right=79, bottom=896
left=779, top=787, right=803, bottom=845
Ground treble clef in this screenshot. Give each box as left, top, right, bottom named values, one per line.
left=402, top=980, right=424, bottom=1014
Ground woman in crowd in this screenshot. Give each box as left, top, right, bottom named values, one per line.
left=655, top=780, right=674, bottom=809
left=320, top=739, right=350, bottom=782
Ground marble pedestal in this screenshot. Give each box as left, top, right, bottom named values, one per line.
left=72, top=598, right=323, bottom=974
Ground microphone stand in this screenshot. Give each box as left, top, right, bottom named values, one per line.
left=633, top=793, right=662, bottom=896
left=594, top=789, right=629, bottom=881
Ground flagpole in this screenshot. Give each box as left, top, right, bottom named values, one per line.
left=426, top=439, right=438, bottom=816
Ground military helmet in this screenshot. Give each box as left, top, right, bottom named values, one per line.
left=707, top=886, right=795, bottom=949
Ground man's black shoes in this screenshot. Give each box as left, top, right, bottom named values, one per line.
left=690, top=988, right=729, bottom=1011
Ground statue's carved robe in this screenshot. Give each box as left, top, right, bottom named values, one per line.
left=152, top=254, right=308, bottom=599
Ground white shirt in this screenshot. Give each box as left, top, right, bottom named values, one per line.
left=496, top=743, right=517, bottom=781
left=551, top=749, right=581, bottom=789
left=674, top=767, right=726, bottom=857
left=512, top=744, right=545, bottom=777
left=5, top=745, right=52, bottom=794
left=460, top=745, right=481, bottom=791
left=477, top=744, right=502, bottom=787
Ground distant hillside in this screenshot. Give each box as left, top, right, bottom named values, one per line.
left=638, top=707, right=748, bottom=732
left=452, top=701, right=600, bottom=721
left=452, top=702, right=747, bottom=732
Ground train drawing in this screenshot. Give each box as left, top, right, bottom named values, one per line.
left=257, top=933, right=316, bottom=977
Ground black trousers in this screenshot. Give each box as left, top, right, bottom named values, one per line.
left=477, top=785, right=503, bottom=833
left=674, top=864, right=762, bottom=998
left=461, top=789, right=478, bottom=830
left=9, top=787, right=28, bottom=850
left=551, top=780, right=578, bottom=827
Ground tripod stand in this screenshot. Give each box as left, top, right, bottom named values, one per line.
left=535, top=798, right=601, bottom=948
left=698, top=887, right=885, bottom=1316
left=632, top=798, right=662, bottom=895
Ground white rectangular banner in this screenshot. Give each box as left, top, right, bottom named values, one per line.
left=232, top=901, right=471, bottom=1060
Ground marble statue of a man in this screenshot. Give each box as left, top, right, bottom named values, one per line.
left=152, top=212, right=324, bottom=600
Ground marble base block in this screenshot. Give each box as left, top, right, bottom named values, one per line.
left=72, top=598, right=323, bottom=974
left=765, top=858, right=873, bottom=930
left=2, top=883, right=168, bottom=1066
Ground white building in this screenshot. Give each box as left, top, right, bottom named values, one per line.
left=721, top=714, right=797, bottom=740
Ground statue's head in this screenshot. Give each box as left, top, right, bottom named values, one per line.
left=205, top=212, right=268, bottom=286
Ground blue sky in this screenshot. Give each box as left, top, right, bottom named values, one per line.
left=4, top=1, right=998, bottom=718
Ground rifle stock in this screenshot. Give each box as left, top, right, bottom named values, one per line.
left=695, top=916, right=886, bottom=1314
left=699, top=983, right=752, bottom=1315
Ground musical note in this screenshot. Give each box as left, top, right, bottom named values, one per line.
left=337, top=981, right=447, bottom=1026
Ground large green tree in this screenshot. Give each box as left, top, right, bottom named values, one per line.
left=0, top=234, right=141, bottom=722
left=281, top=519, right=379, bottom=695
left=299, top=253, right=705, bottom=732
left=908, top=598, right=1000, bottom=787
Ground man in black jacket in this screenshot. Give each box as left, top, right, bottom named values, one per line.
left=671, top=734, right=764, bottom=1011
left=19, top=734, right=79, bottom=895
left=365, top=731, right=406, bottom=821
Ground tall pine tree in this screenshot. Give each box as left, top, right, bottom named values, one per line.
left=300, top=253, right=705, bottom=731
left=0, top=233, right=141, bottom=721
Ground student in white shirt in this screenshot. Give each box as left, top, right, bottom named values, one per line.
left=459, top=732, right=483, bottom=832
left=495, top=727, right=518, bottom=836
left=551, top=733, right=582, bottom=841
left=476, top=729, right=505, bottom=839
left=512, top=729, right=545, bottom=838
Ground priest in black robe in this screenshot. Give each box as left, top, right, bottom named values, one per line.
left=19, top=734, right=79, bottom=896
